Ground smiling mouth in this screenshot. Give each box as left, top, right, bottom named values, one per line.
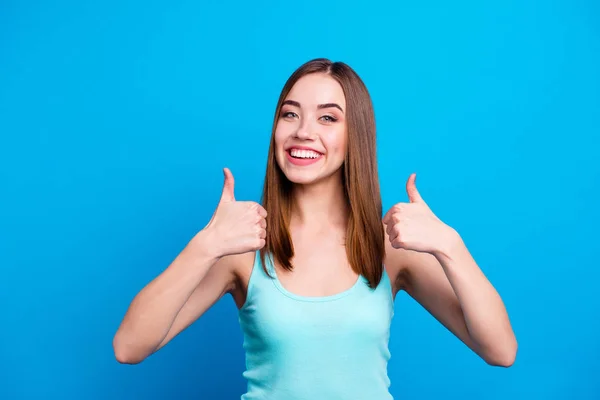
left=285, top=148, right=324, bottom=167
left=287, top=148, right=323, bottom=159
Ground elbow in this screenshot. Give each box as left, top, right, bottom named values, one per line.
left=484, top=338, right=518, bottom=368
left=113, top=333, right=146, bottom=365
left=114, top=349, right=143, bottom=365
left=486, top=351, right=516, bottom=368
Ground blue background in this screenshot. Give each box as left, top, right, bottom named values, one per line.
left=1, top=1, right=599, bottom=399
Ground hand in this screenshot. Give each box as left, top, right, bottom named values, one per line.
left=199, top=168, right=267, bottom=258
left=383, top=173, right=454, bottom=255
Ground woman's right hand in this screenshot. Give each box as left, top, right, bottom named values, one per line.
left=198, top=167, right=267, bottom=258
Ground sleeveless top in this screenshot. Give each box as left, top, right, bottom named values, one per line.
left=238, top=251, right=395, bottom=400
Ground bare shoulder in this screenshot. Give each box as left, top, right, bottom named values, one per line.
left=383, top=233, right=410, bottom=295
left=382, top=222, right=436, bottom=294
left=215, top=251, right=256, bottom=308
left=212, top=250, right=254, bottom=273
left=227, top=251, right=256, bottom=284
left=383, top=222, right=446, bottom=297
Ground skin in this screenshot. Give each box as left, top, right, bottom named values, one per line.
left=113, top=73, right=517, bottom=368
left=270, top=73, right=357, bottom=297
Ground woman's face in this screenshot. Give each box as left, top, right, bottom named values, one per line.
left=274, top=73, right=348, bottom=185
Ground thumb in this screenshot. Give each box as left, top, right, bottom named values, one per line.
left=406, top=173, right=423, bottom=203
left=219, top=167, right=235, bottom=203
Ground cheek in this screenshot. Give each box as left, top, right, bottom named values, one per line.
left=273, top=123, right=291, bottom=165
left=273, top=130, right=284, bottom=159
left=274, top=122, right=291, bottom=148
left=323, top=127, right=348, bottom=156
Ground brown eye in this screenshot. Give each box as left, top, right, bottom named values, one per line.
left=281, top=111, right=298, bottom=119
left=320, top=115, right=337, bottom=122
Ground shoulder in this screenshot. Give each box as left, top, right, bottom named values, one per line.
left=383, top=232, right=411, bottom=294
left=214, top=251, right=256, bottom=286
left=230, top=251, right=257, bottom=285
left=382, top=221, right=425, bottom=293
left=383, top=225, right=443, bottom=295
left=212, top=251, right=257, bottom=309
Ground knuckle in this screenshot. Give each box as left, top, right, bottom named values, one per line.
left=255, top=204, right=267, bottom=216
left=392, top=239, right=404, bottom=249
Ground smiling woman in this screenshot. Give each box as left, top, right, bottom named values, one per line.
left=277, top=79, right=347, bottom=174
left=112, top=58, right=517, bottom=400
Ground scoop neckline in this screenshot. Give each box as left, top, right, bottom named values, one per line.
left=267, top=255, right=365, bottom=302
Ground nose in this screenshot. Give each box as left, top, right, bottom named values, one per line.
left=294, top=118, right=315, bottom=140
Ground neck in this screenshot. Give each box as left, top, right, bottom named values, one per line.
left=289, top=171, right=349, bottom=232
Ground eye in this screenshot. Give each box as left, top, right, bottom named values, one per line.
left=320, top=115, right=338, bottom=123
left=281, top=111, right=298, bottom=119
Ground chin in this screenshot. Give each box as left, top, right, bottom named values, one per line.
left=283, top=171, right=321, bottom=185
left=279, top=164, right=343, bottom=187
left=275, top=164, right=313, bottom=183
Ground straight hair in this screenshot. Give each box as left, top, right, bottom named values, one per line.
left=259, top=58, right=385, bottom=289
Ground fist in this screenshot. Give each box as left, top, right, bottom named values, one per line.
left=383, top=173, right=449, bottom=255
left=202, top=168, right=267, bottom=257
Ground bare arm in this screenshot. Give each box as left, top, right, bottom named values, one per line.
left=386, top=233, right=517, bottom=367
left=383, top=174, right=517, bottom=367
left=113, top=167, right=266, bottom=364
left=153, top=251, right=252, bottom=352
left=112, top=230, right=236, bottom=364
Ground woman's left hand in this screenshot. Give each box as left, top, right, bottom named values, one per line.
left=383, top=173, right=456, bottom=256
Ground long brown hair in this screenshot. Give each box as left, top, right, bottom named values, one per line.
left=259, top=58, right=385, bottom=289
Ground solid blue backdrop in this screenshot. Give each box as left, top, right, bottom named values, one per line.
left=1, top=1, right=598, bottom=399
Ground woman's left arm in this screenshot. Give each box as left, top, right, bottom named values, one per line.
left=383, top=174, right=517, bottom=367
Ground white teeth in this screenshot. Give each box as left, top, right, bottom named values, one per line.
left=290, top=149, right=321, bottom=159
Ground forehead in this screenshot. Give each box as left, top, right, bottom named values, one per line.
left=285, top=73, right=346, bottom=108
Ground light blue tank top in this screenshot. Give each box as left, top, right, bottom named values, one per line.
left=238, top=251, right=395, bottom=400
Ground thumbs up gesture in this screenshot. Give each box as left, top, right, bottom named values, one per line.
left=202, top=168, right=267, bottom=258
left=383, top=173, right=453, bottom=255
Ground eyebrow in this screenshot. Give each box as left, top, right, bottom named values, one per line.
left=282, top=100, right=344, bottom=113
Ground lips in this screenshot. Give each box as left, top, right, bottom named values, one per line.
left=285, top=146, right=324, bottom=167
left=285, top=145, right=323, bottom=155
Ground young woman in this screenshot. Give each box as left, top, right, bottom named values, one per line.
left=113, top=58, right=517, bottom=399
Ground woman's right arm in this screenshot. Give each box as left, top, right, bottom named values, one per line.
left=112, top=229, right=234, bottom=364
left=113, top=168, right=266, bottom=364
